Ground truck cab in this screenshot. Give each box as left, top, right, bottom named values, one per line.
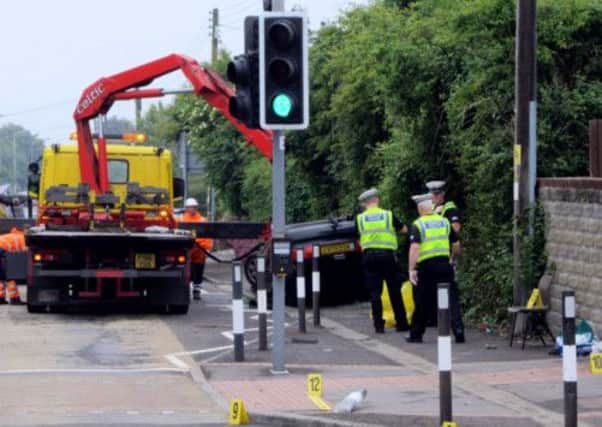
left=40, top=143, right=176, bottom=214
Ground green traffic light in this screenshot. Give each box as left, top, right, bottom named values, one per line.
left=272, top=93, right=293, bottom=118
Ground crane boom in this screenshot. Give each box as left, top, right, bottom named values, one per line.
left=73, top=53, right=273, bottom=193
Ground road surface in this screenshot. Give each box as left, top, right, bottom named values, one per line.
left=0, top=258, right=261, bottom=427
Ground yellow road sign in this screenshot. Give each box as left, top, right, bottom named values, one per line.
left=514, top=144, right=521, bottom=167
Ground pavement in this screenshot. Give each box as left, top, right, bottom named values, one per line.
left=197, top=258, right=602, bottom=427
left=0, top=254, right=600, bottom=426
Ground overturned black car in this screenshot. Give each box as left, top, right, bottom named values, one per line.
left=244, top=217, right=367, bottom=307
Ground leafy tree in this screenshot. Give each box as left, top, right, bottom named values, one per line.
left=132, top=0, right=602, bottom=324
left=290, top=0, right=602, bottom=323
left=0, top=124, right=44, bottom=193
left=99, top=116, right=135, bottom=135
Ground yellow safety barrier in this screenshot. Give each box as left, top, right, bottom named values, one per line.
left=590, top=352, right=602, bottom=375
left=376, top=281, right=415, bottom=327
left=228, top=399, right=249, bottom=425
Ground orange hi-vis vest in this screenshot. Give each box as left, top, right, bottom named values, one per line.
left=0, top=228, right=26, bottom=252
left=176, top=212, right=213, bottom=264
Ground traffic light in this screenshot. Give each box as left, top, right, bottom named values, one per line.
left=259, top=12, right=308, bottom=130
left=227, top=17, right=260, bottom=128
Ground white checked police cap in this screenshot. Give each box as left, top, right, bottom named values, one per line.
left=426, top=180, right=446, bottom=193
left=411, top=193, right=432, bottom=205
left=358, top=188, right=379, bottom=202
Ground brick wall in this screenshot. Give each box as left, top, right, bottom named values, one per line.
left=539, top=178, right=602, bottom=335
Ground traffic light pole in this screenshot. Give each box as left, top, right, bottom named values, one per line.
left=271, top=129, right=288, bottom=374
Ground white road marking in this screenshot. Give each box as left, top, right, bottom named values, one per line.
left=0, top=367, right=188, bottom=375
left=220, top=323, right=285, bottom=340
left=164, top=354, right=190, bottom=370
left=167, top=345, right=234, bottom=358
left=250, top=314, right=274, bottom=321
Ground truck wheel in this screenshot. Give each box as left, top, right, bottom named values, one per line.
left=167, top=304, right=189, bottom=315
left=27, top=304, right=45, bottom=313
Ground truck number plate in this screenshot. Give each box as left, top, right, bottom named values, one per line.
left=320, top=242, right=354, bottom=256
left=135, top=253, right=156, bottom=269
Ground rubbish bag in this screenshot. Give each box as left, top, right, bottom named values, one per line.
left=374, top=281, right=414, bottom=327
left=333, top=389, right=367, bottom=414
left=553, top=320, right=596, bottom=356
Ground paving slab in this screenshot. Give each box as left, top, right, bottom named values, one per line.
left=199, top=299, right=602, bottom=427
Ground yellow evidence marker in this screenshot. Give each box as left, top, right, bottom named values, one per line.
left=307, top=373, right=332, bottom=411
left=228, top=399, right=249, bottom=425
left=590, top=352, right=602, bottom=375
left=442, top=422, right=458, bottom=427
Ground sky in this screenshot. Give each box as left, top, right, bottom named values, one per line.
left=0, top=0, right=369, bottom=144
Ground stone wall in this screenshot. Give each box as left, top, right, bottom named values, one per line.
left=539, top=178, right=602, bottom=335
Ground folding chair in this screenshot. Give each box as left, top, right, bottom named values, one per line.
left=508, top=275, right=556, bottom=349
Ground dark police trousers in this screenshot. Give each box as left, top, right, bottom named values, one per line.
left=362, top=249, right=408, bottom=330
left=410, top=258, right=464, bottom=339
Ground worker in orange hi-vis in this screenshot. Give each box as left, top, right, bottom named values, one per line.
left=0, top=228, right=26, bottom=305
left=177, top=198, right=213, bottom=301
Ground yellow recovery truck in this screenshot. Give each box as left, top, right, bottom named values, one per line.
left=25, top=142, right=194, bottom=313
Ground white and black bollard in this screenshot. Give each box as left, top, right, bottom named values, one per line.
left=232, top=262, right=245, bottom=362
left=296, top=248, right=306, bottom=333
left=257, top=255, right=268, bottom=351
left=562, top=290, right=577, bottom=427
left=312, top=244, right=321, bottom=327
left=438, top=283, right=452, bottom=426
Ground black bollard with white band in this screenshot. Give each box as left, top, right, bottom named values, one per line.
left=232, top=261, right=245, bottom=362
left=312, top=244, right=321, bottom=327
left=562, top=290, right=577, bottom=427
left=296, top=248, right=306, bottom=333
left=257, top=255, right=268, bottom=351
left=438, top=283, right=452, bottom=425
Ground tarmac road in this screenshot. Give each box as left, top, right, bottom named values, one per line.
left=0, top=258, right=265, bottom=427
left=2, top=256, right=600, bottom=427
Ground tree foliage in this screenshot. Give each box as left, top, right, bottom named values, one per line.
left=145, top=0, right=601, bottom=323
left=0, top=123, right=44, bottom=193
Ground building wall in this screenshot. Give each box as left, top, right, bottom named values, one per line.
left=539, top=178, right=602, bottom=335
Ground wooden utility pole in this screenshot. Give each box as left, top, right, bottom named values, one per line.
left=211, top=8, right=219, bottom=64
left=135, top=99, right=142, bottom=130
left=206, top=7, right=219, bottom=221
left=590, top=119, right=602, bottom=177
left=513, top=0, right=537, bottom=306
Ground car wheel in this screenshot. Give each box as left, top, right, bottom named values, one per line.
left=244, top=253, right=258, bottom=293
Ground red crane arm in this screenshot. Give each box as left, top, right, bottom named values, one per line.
left=73, top=53, right=272, bottom=193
